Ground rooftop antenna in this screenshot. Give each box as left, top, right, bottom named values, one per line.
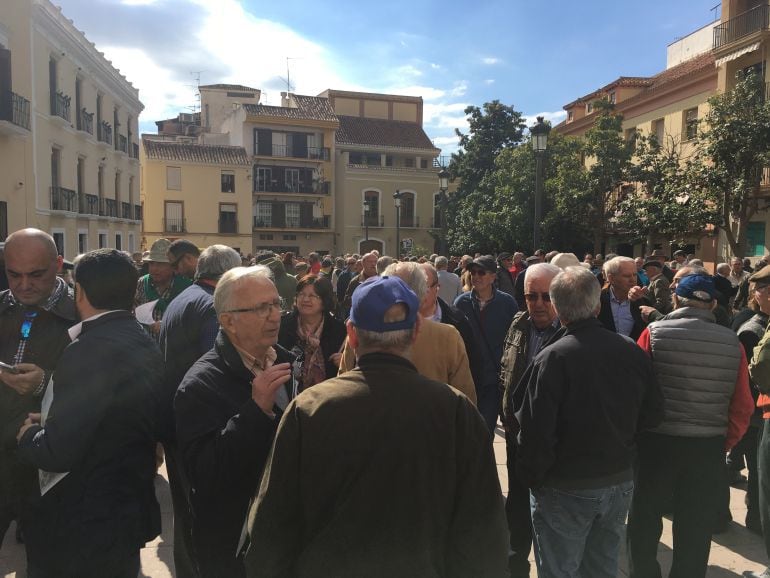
left=278, top=57, right=299, bottom=93
left=186, top=71, right=204, bottom=123
left=710, top=3, right=720, bottom=21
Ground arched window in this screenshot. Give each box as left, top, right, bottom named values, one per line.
left=364, top=190, right=380, bottom=227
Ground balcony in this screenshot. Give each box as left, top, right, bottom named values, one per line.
left=254, top=180, right=330, bottom=195
left=79, top=193, right=99, bottom=215
left=164, top=218, right=186, bottom=233
left=218, top=220, right=238, bottom=234
left=121, top=202, right=132, bottom=219
left=134, top=204, right=142, bottom=221
left=0, top=91, right=30, bottom=134
left=263, top=144, right=330, bottom=161
left=361, top=215, right=385, bottom=228
left=253, top=215, right=331, bottom=230
left=98, top=121, right=113, bottom=145
left=117, top=134, right=128, bottom=154
left=400, top=215, right=420, bottom=228
left=50, top=186, right=77, bottom=212
left=77, top=109, right=94, bottom=135
left=131, top=142, right=139, bottom=159
left=101, top=198, right=118, bottom=218
left=51, top=91, right=71, bottom=122
left=713, top=2, right=770, bottom=50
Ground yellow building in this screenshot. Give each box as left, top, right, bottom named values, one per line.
left=140, top=138, right=252, bottom=253
left=0, top=0, right=142, bottom=255
left=321, top=90, right=443, bottom=256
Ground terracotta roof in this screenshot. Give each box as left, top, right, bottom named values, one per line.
left=564, top=77, right=654, bottom=109
left=335, top=115, right=438, bottom=151
left=199, top=84, right=259, bottom=92
left=243, top=94, right=338, bottom=123
left=142, top=139, right=250, bottom=165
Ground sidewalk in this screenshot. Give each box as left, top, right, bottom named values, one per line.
left=1, top=428, right=766, bottom=577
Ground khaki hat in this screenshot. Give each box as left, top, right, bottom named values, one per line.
left=143, top=238, right=172, bottom=263
left=551, top=252, right=581, bottom=270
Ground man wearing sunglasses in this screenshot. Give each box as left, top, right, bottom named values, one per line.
left=174, top=265, right=297, bottom=578
left=0, top=228, right=76, bottom=546
left=167, top=239, right=201, bottom=281
left=499, top=262, right=561, bottom=577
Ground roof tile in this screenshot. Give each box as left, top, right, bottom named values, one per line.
left=244, top=94, right=338, bottom=123
left=142, top=139, right=250, bottom=165
left=336, top=115, right=438, bottom=151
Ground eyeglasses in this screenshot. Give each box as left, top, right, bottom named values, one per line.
left=524, top=292, right=551, bottom=303
left=225, top=299, right=282, bottom=318
left=470, top=269, right=490, bottom=277
left=297, top=292, right=321, bottom=301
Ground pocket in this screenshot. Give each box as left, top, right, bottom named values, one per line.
left=534, top=487, right=601, bottom=539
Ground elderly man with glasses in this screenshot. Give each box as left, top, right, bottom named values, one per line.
left=174, top=266, right=297, bottom=578
left=454, top=255, right=518, bottom=434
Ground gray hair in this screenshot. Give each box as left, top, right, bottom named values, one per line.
left=383, top=261, right=428, bottom=301
left=688, top=258, right=704, bottom=267
left=524, top=263, right=561, bottom=285
left=420, top=262, right=438, bottom=286
left=213, top=265, right=273, bottom=315
left=603, top=255, right=635, bottom=277
left=376, top=255, right=394, bottom=275
left=354, top=303, right=414, bottom=354
left=434, top=256, right=449, bottom=270
left=550, top=266, right=601, bottom=325
left=196, top=245, right=242, bottom=281
left=716, top=262, right=730, bottom=276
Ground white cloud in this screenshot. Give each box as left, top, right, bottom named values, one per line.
left=432, top=136, right=460, bottom=147
left=482, top=57, right=501, bottom=65
left=484, top=79, right=495, bottom=85
left=523, top=110, right=568, bottom=129
left=449, top=81, right=468, bottom=97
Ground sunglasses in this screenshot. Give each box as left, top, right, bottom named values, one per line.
left=470, top=269, right=491, bottom=277
left=524, top=292, right=551, bottom=303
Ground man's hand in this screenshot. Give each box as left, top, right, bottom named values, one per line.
left=17, top=412, right=42, bottom=442
left=251, top=363, right=292, bottom=416
left=639, top=305, right=657, bottom=323
left=0, top=363, right=44, bottom=395
left=628, top=286, right=648, bottom=302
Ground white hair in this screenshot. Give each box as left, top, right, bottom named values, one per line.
left=603, top=256, right=635, bottom=277
left=213, top=265, right=273, bottom=315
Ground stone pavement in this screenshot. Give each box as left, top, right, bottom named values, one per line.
left=1, top=427, right=767, bottom=577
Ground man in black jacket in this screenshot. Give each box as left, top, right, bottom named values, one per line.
left=17, top=249, right=163, bottom=578
left=175, top=265, right=296, bottom=578
left=515, top=266, right=663, bottom=578
left=598, top=256, right=647, bottom=340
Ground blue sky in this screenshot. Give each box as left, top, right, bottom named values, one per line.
left=55, top=0, right=719, bottom=155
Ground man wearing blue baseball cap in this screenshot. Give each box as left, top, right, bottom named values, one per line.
left=244, top=275, right=508, bottom=577
left=627, top=273, right=754, bottom=578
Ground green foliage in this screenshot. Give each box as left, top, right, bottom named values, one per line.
left=689, top=69, right=770, bottom=255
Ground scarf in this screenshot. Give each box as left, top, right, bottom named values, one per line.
left=296, top=316, right=326, bottom=391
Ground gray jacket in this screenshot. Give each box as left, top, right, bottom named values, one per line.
left=648, top=307, right=741, bottom=438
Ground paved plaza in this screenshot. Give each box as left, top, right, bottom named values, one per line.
left=1, top=426, right=768, bottom=577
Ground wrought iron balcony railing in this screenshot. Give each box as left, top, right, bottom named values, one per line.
left=121, top=202, right=132, bottom=219
left=713, top=2, right=770, bottom=50
left=51, top=91, right=71, bottom=121
left=253, top=216, right=331, bottom=229
left=101, top=198, right=118, bottom=218
left=400, top=215, right=420, bottom=228
left=0, top=91, right=30, bottom=130
left=98, top=121, right=113, bottom=145
left=134, top=204, right=142, bottom=221
left=78, top=108, right=94, bottom=134
left=50, top=186, right=77, bottom=212
left=79, top=193, right=99, bottom=215
left=117, top=134, right=128, bottom=154
left=164, top=218, right=186, bottom=233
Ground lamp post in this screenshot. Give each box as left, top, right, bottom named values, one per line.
left=393, top=189, right=403, bottom=259
left=530, top=115, right=550, bottom=252
left=437, top=167, right=449, bottom=256
left=363, top=198, right=370, bottom=242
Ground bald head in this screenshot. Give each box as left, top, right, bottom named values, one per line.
left=5, top=228, right=62, bottom=306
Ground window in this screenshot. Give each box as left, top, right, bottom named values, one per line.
left=608, top=91, right=616, bottom=105
left=653, top=118, right=665, bottom=145
left=52, top=231, right=64, bottom=256
left=283, top=234, right=297, bottom=240
left=586, top=102, right=593, bottom=114
left=404, top=157, right=415, bottom=168
left=166, top=166, right=181, bottom=190
left=747, top=222, right=766, bottom=257
left=165, top=201, right=184, bottom=233
left=285, top=203, right=300, bottom=228
left=259, top=234, right=274, bottom=240
left=128, top=232, right=135, bottom=253
left=285, top=168, right=300, bottom=192
left=624, top=128, right=637, bottom=144
left=221, top=171, right=235, bottom=193
left=420, top=159, right=429, bottom=169
left=400, top=192, right=416, bottom=227
left=115, top=232, right=122, bottom=251
left=567, top=110, right=574, bottom=122
left=256, top=167, right=272, bottom=192
left=98, top=165, right=104, bottom=200
left=363, top=190, right=379, bottom=226
left=684, top=108, right=698, bottom=140
left=78, top=232, right=88, bottom=253
left=128, top=176, right=135, bottom=205
left=98, top=232, right=107, bottom=248
left=255, top=201, right=272, bottom=227
left=49, top=57, right=57, bottom=114
left=219, top=203, right=237, bottom=234
left=115, top=171, right=121, bottom=205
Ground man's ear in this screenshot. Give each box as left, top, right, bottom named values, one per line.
left=346, top=319, right=359, bottom=351
left=219, top=312, right=236, bottom=336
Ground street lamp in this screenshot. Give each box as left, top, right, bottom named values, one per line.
left=530, top=115, right=550, bottom=252
left=393, top=189, right=403, bottom=259
left=437, top=167, right=449, bottom=256
left=363, top=198, right=370, bottom=242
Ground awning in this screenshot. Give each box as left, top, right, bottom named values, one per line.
left=715, top=42, right=761, bottom=67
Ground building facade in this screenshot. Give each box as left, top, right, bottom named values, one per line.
left=0, top=0, right=142, bottom=256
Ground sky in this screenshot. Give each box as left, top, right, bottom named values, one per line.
left=53, top=0, right=721, bottom=157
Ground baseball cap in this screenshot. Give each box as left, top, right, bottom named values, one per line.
left=350, top=276, right=419, bottom=332
left=466, top=255, right=497, bottom=273
left=675, top=274, right=716, bottom=302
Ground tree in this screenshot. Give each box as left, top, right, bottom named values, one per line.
left=614, top=133, right=720, bottom=247
left=447, top=101, right=526, bottom=253
left=688, top=70, right=770, bottom=256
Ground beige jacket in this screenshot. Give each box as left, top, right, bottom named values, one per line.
left=338, top=318, right=477, bottom=405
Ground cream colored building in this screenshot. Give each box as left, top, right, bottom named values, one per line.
left=0, top=0, right=142, bottom=256
left=321, top=89, right=442, bottom=256
left=140, top=138, right=252, bottom=253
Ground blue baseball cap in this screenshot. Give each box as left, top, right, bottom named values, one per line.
left=675, top=274, right=716, bottom=302
left=350, top=276, right=419, bottom=332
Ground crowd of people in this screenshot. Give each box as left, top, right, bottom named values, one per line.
left=0, top=228, right=768, bottom=578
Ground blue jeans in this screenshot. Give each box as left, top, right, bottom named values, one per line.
left=530, top=480, right=633, bottom=578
